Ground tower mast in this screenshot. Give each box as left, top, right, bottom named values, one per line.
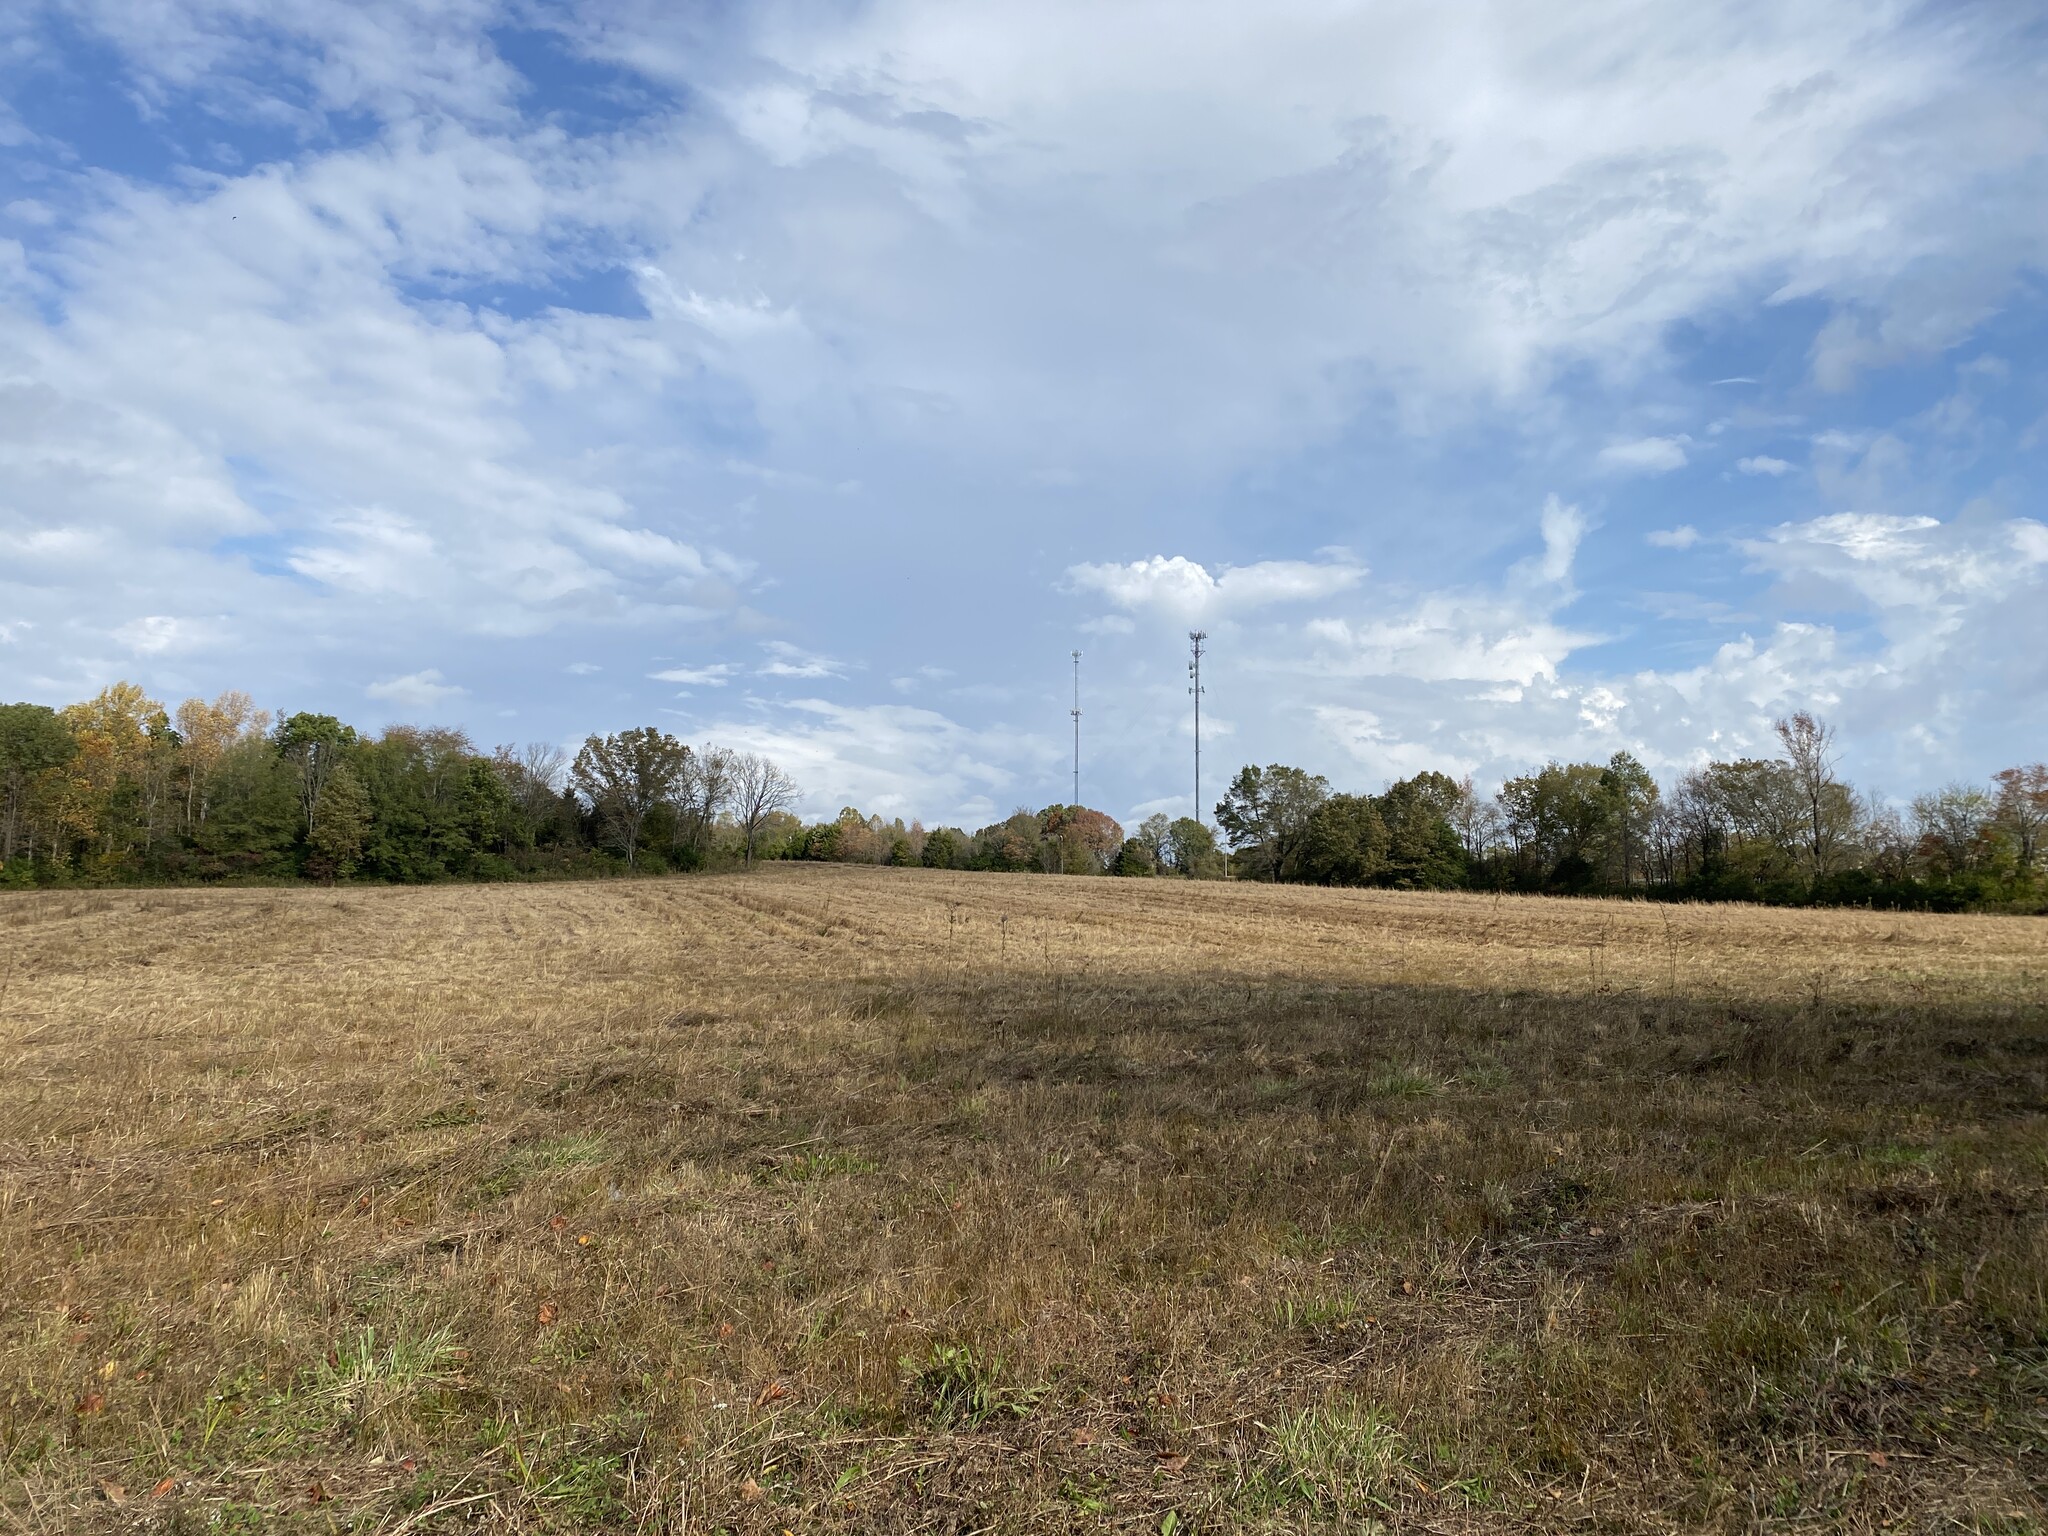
left=1188, top=630, right=1207, bottom=821
left=1070, top=650, right=1082, bottom=806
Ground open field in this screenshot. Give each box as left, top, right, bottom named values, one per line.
left=3, top=868, right=2046, bottom=1533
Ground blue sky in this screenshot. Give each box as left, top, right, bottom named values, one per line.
left=2, top=1, right=2044, bottom=827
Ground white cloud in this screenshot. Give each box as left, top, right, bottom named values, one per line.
left=1597, top=436, right=1689, bottom=474
left=1737, top=455, right=1793, bottom=476
left=365, top=668, right=465, bottom=710
left=649, top=663, right=734, bottom=686
left=1065, top=554, right=1363, bottom=619
left=758, top=641, right=848, bottom=679
left=113, top=615, right=214, bottom=655
left=1646, top=525, right=1700, bottom=549
left=686, top=698, right=1055, bottom=822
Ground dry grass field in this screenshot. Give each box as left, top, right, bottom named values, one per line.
left=3, top=867, right=2046, bottom=1534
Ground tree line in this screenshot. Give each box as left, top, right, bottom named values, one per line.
left=1208, top=713, right=2047, bottom=911
left=0, top=686, right=800, bottom=884
left=1, top=687, right=2040, bottom=908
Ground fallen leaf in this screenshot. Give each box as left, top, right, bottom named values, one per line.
left=740, top=1477, right=764, bottom=1502
left=68, top=1329, right=89, bottom=1344
left=754, top=1380, right=788, bottom=1408
left=537, top=1302, right=560, bottom=1326
left=150, top=1476, right=177, bottom=1498
left=717, top=1322, right=735, bottom=1338
left=75, top=1392, right=106, bottom=1415
left=98, top=1480, right=126, bottom=1505
left=760, top=1259, right=777, bottom=1273
left=101, top=1359, right=118, bottom=1380
left=354, top=1193, right=371, bottom=1214
left=326, top=1348, right=340, bottom=1368
left=1401, top=1279, right=1414, bottom=1295
left=1071, top=1429, right=1096, bottom=1447
left=1868, top=1451, right=1889, bottom=1468
left=1156, top=1452, right=1189, bottom=1474
left=1588, top=1226, right=1605, bottom=1237
left=548, top=1215, right=568, bottom=1232
left=307, top=1481, right=330, bottom=1503
left=576, top=1232, right=594, bottom=1247
left=401, top=1458, right=417, bottom=1473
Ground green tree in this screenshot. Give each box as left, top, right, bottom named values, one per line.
left=570, top=727, right=690, bottom=867
left=1113, top=837, right=1156, bottom=875
left=1499, top=762, right=1611, bottom=889
left=308, top=762, right=373, bottom=879
left=1133, top=812, right=1172, bottom=869
left=1597, top=752, right=1659, bottom=888
left=1298, top=794, right=1388, bottom=886
left=1214, top=763, right=1329, bottom=880
left=275, top=713, right=359, bottom=848
left=1166, top=816, right=1223, bottom=879
left=0, top=703, right=74, bottom=865
left=921, top=827, right=961, bottom=869
left=1377, top=772, right=1467, bottom=889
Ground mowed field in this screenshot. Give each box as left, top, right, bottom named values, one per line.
left=3, top=869, right=2046, bottom=1534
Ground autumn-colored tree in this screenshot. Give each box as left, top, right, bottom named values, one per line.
left=1038, top=804, right=1124, bottom=874
left=174, top=690, right=270, bottom=828
left=59, top=682, right=168, bottom=859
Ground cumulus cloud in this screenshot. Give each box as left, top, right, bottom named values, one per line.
left=365, top=668, right=466, bottom=709
left=0, top=2, right=2042, bottom=808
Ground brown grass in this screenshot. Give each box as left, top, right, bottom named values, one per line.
left=2, top=867, right=2045, bottom=1533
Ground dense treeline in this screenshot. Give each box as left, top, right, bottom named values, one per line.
left=2, top=687, right=2040, bottom=909
left=0, top=686, right=802, bottom=884
left=1210, top=713, right=2048, bottom=911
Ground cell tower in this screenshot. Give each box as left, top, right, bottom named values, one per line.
left=1188, top=630, right=1208, bottom=822
left=1070, top=649, right=1082, bottom=806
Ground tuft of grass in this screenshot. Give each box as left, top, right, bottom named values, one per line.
left=1241, top=1399, right=1406, bottom=1515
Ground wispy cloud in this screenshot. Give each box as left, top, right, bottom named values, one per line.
left=1597, top=437, right=1689, bottom=475
left=1064, top=555, right=1363, bottom=619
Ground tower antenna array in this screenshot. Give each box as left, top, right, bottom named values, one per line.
left=1188, top=630, right=1208, bottom=822
left=1070, top=650, right=1082, bottom=807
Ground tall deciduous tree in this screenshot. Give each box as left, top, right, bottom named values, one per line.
left=175, top=690, right=269, bottom=828
left=1991, top=765, right=2047, bottom=874
left=275, top=713, right=358, bottom=846
left=0, top=703, right=74, bottom=864
left=571, top=727, right=690, bottom=867
left=1775, top=711, right=1849, bottom=881
left=1598, top=751, right=1659, bottom=888
left=1215, top=763, right=1328, bottom=880
left=731, top=753, right=799, bottom=869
